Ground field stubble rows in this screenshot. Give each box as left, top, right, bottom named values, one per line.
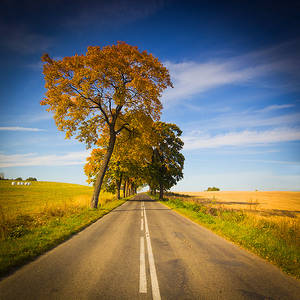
left=177, top=191, right=300, bottom=218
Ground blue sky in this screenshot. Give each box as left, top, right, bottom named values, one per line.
left=0, top=0, right=300, bottom=191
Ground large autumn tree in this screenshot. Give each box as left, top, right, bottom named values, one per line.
left=41, top=42, right=172, bottom=208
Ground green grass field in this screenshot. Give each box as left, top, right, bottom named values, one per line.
left=156, top=193, right=300, bottom=279
left=0, top=180, right=125, bottom=277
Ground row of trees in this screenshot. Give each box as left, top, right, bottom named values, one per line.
left=41, top=42, right=184, bottom=208
left=15, top=177, right=38, bottom=181
left=84, top=121, right=184, bottom=201
left=206, top=187, right=220, bottom=191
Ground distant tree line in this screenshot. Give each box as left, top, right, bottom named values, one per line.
left=18, top=177, right=38, bottom=181
left=206, top=187, right=220, bottom=191
left=0, top=174, right=37, bottom=181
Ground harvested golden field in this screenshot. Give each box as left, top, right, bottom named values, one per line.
left=177, top=191, right=300, bottom=218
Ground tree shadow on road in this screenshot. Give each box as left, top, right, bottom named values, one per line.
left=112, top=208, right=170, bottom=212
left=126, top=199, right=156, bottom=202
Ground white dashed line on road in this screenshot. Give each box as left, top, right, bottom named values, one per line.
left=142, top=201, right=161, bottom=300
left=139, top=236, right=147, bottom=293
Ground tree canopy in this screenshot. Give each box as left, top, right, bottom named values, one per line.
left=85, top=115, right=154, bottom=199
left=146, top=122, right=185, bottom=199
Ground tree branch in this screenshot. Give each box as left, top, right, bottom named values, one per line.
left=69, top=84, right=111, bottom=125
left=115, top=123, right=131, bottom=135
left=98, top=102, right=110, bottom=125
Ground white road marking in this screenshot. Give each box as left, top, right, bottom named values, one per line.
left=139, top=236, right=147, bottom=293
left=141, top=218, right=144, bottom=231
left=143, top=204, right=161, bottom=300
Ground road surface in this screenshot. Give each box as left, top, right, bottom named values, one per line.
left=0, top=194, right=300, bottom=299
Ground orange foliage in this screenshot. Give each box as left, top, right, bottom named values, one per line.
left=41, top=42, right=172, bottom=146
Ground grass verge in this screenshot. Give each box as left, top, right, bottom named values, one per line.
left=0, top=181, right=126, bottom=278
left=152, top=193, right=300, bottom=279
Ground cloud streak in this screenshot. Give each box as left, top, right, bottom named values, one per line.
left=0, top=127, right=45, bottom=132
left=0, top=151, right=91, bottom=168
left=241, top=159, right=300, bottom=166
left=183, top=128, right=300, bottom=150
left=256, top=104, right=295, bottom=113
left=184, top=110, right=300, bottom=132
left=163, top=60, right=257, bottom=103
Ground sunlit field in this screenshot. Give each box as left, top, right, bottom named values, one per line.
left=0, top=181, right=113, bottom=221
left=177, top=191, right=300, bottom=217
left=161, top=191, right=300, bottom=278
left=0, top=180, right=123, bottom=277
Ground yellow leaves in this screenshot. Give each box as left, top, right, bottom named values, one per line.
left=65, top=131, right=71, bottom=139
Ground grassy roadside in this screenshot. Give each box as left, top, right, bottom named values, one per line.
left=0, top=181, right=127, bottom=278
left=151, top=193, right=300, bottom=279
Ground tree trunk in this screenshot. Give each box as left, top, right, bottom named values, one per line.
left=128, top=183, right=131, bottom=196
left=123, top=180, right=126, bottom=198
left=90, top=131, right=116, bottom=208
left=117, top=173, right=122, bottom=200
left=126, top=181, right=129, bottom=197
left=159, top=182, right=163, bottom=200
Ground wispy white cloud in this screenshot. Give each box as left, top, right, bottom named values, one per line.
left=241, top=159, right=300, bottom=166
left=225, top=112, right=300, bottom=129
left=0, top=151, right=91, bottom=168
left=213, top=149, right=280, bottom=155
left=183, top=127, right=300, bottom=150
left=163, top=40, right=300, bottom=104
left=256, top=104, right=295, bottom=113
left=26, top=113, right=54, bottom=123
left=0, top=127, right=45, bottom=132
left=0, top=112, right=53, bottom=126
left=184, top=111, right=300, bottom=132
left=163, top=60, right=258, bottom=103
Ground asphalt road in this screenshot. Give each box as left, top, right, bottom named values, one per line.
left=1, top=193, right=300, bottom=299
